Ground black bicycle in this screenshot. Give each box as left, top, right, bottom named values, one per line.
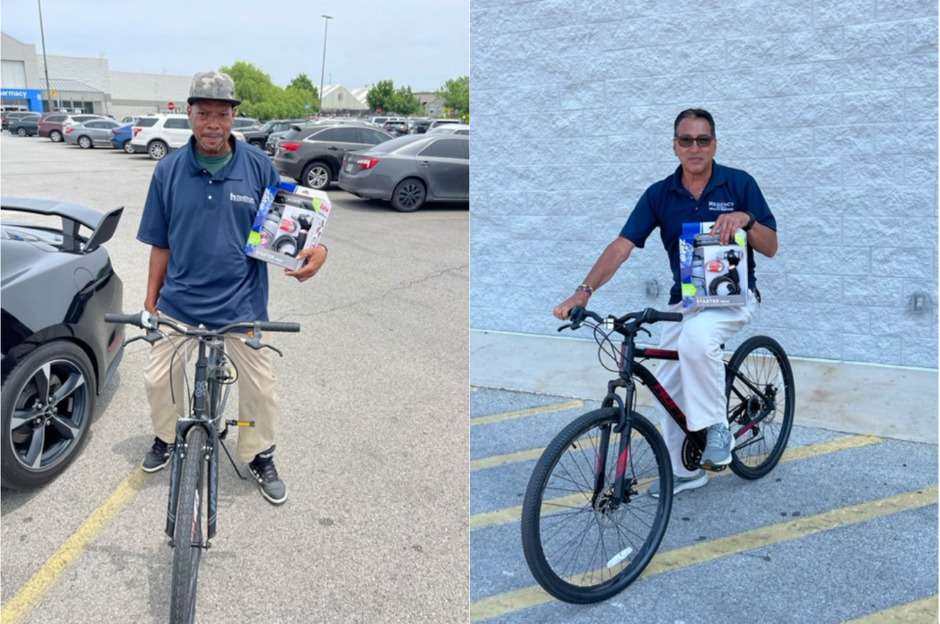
left=105, top=311, right=300, bottom=624
left=520, top=306, right=795, bottom=604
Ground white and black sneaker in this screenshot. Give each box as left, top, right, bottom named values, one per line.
left=248, top=446, right=287, bottom=505
left=142, top=437, right=174, bottom=473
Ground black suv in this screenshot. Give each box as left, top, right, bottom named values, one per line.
left=272, top=123, right=394, bottom=190
left=241, top=118, right=305, bottom=150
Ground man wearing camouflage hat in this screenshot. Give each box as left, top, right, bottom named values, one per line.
left=136, top=70, right=329, bottom=505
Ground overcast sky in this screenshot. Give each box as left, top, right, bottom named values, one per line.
left=1, top=0, right=469, bottom=92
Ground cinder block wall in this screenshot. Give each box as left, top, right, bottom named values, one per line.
left=469, top=0, right=938, bottom=368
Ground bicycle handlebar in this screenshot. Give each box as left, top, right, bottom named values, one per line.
left=105, top=311, right=301, bottom=335
left=561, top=306, right=683, bottom=333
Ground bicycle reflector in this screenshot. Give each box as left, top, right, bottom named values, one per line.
left=706, top=260, right=725, bottom=272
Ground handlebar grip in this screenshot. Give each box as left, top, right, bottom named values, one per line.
left=104, top=313, right=143, bottom=326
left=256, top=322, right=301, bottom=332
left=642, top=309, right=684, bottom=324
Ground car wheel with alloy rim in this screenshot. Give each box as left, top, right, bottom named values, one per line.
left=0, top=341, right=96, bottom=490
left=390, top=178, right=427, bottom=212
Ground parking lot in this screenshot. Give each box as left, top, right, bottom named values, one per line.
left=0, top=134, right=470, bottom=623
left=469, top=334, right=939, bottom=624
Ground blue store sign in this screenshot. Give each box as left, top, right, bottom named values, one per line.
left=1, top=88, right=44, bottom=112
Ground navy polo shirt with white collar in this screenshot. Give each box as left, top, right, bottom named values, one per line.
left=619, top=162, right=776, bottom=305
left=137, top=137, right=281, bottom=327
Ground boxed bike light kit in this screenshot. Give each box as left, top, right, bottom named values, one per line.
left=679, top=221, right=747, bottom=308
left=245, top=182, right=331, bottom=270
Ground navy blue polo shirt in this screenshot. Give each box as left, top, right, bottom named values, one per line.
left=137, top=137, right=281, bottom=327
left=619, top=162, right=776, bottom=305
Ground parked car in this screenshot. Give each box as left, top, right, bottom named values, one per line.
left=232, top=117, right=262, bottom=132
left=427, top=118, right=462, bottom=131
left=64, top=118, right=124, bottom=148
left=338, top=134, right=469, bottom=212
left=129, top=113, right=192, bottom=160
left=409, top=119, right=432, bottom=134
left=0, top=196, right=125, bottom=490
left=38, top=113, right=107, bottom=142
left=9, top=113, right=41, bottom=137
left=426, top=123, right=470, bottom=135
left=272, top=123, right=394, bottom=190
left=383, top=120, right=411, bottom=136
left=2, top=111, right=35, bottom=132
left=110, top=123, right=135, bottom=153
left=242, top=118, right=305, bottom=150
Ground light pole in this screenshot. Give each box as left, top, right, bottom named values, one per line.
left=319, top=14, right=332, bottom=116
left=37, top=0, right=52, bottom=112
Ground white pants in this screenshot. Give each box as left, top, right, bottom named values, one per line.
left=652, top=292, right=758, bottom=477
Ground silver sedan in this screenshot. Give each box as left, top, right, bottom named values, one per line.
left=64, top=119, right=124, bottom=149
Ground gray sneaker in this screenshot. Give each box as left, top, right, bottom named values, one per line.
left=142, top=437, right=174, bottom=473
left=649, top=469, right=708, bottom=498
left=248, top=446, right=287, bottom=505
left=700, top=424, right=735, bottom=470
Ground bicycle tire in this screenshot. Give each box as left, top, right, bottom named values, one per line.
left=725, top=336, right=795, bottom=480
left=521, top=408, right=673, bottom=604
left=169, top=425, right=207, bottom=624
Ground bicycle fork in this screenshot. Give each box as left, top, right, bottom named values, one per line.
left=592, top=378, right=636, bottom=510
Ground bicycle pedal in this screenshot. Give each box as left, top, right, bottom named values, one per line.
left=225, top=419, right=255, bottom=428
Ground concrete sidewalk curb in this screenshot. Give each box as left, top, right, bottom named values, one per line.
left=470, top=330, right=939, bottom=446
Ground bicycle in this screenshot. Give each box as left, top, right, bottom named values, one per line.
left=105, top=311, right=300, bottom=624
left=520, top=306, right=795, bottom=604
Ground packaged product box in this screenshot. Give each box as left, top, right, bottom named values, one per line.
left=245, top=182, right=331, bottom=270
left=679, top=221, right=747, bottom=308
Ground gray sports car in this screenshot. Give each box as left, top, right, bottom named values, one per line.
left=1, top=197, right=125, bottom=489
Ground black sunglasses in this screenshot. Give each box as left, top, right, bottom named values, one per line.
left=674, top=135, right=714, bottom=148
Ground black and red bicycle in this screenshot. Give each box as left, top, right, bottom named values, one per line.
left=520, top=306, right=795, bottom=604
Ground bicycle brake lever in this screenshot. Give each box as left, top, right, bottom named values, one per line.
left=557, top=323, right=572, bottom=332
left=243, top=336, right=284, bottom=357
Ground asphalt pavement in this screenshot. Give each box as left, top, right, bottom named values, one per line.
left=0, top=134, right=470, bottom=624
left=469, top=329, right=939, bottom=623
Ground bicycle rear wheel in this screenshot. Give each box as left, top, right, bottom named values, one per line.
left=520, top=408, right=672, bottom=604
left=170, top=425, right=207, bottom=623
left=725, top=336, right=795, bottom=480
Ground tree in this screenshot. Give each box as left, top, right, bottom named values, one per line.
left=438, top=76, right=469, bottom=119
left=288, top=74, right=315, bottom=93
left=219, top=61, right=278, bottom=115
left=366, top=79, right=397, bottom=114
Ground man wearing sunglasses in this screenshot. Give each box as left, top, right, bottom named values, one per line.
left=552, top=108, right=778, bottom=495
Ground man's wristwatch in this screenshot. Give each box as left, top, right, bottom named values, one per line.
left=743, top=211, right=756, bottom=232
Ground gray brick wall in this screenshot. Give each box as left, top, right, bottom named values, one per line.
left=469, top=0, right=938, bottom=368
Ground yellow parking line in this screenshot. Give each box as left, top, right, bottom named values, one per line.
left=471, top=400, right=584, bottom=426
left=469, top=434, right=882, bottom=529
left=469, top=486, right=938, bottom=622
left=0, top=468, right=151, bottom=624
left=840, top=595, right=938, bottom=623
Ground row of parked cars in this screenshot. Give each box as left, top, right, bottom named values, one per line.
left=0, top=112, right=469, bottom=490
left=2, top=110, right=469, bottom=213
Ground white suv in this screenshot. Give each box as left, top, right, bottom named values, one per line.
left=130, top=114, right=192, bottom=160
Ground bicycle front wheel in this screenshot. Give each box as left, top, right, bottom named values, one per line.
left=520, top=408, right=672, bottom=604
left=725, top=336, right=795, bottom=480
left=170, top=425, right=207, bottom=623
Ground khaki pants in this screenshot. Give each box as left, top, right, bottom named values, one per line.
left=144, top=314, right=278, bottom=463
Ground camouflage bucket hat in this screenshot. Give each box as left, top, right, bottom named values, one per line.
left=187, top=71, right=241, bottom=106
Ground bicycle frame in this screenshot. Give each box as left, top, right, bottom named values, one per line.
left=599, top=337, right=779, bottom=478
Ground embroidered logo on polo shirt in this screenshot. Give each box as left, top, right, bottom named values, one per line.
left=708, top=201, right=735, bottom=212
left=230, top=192, right=256, bottom=205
